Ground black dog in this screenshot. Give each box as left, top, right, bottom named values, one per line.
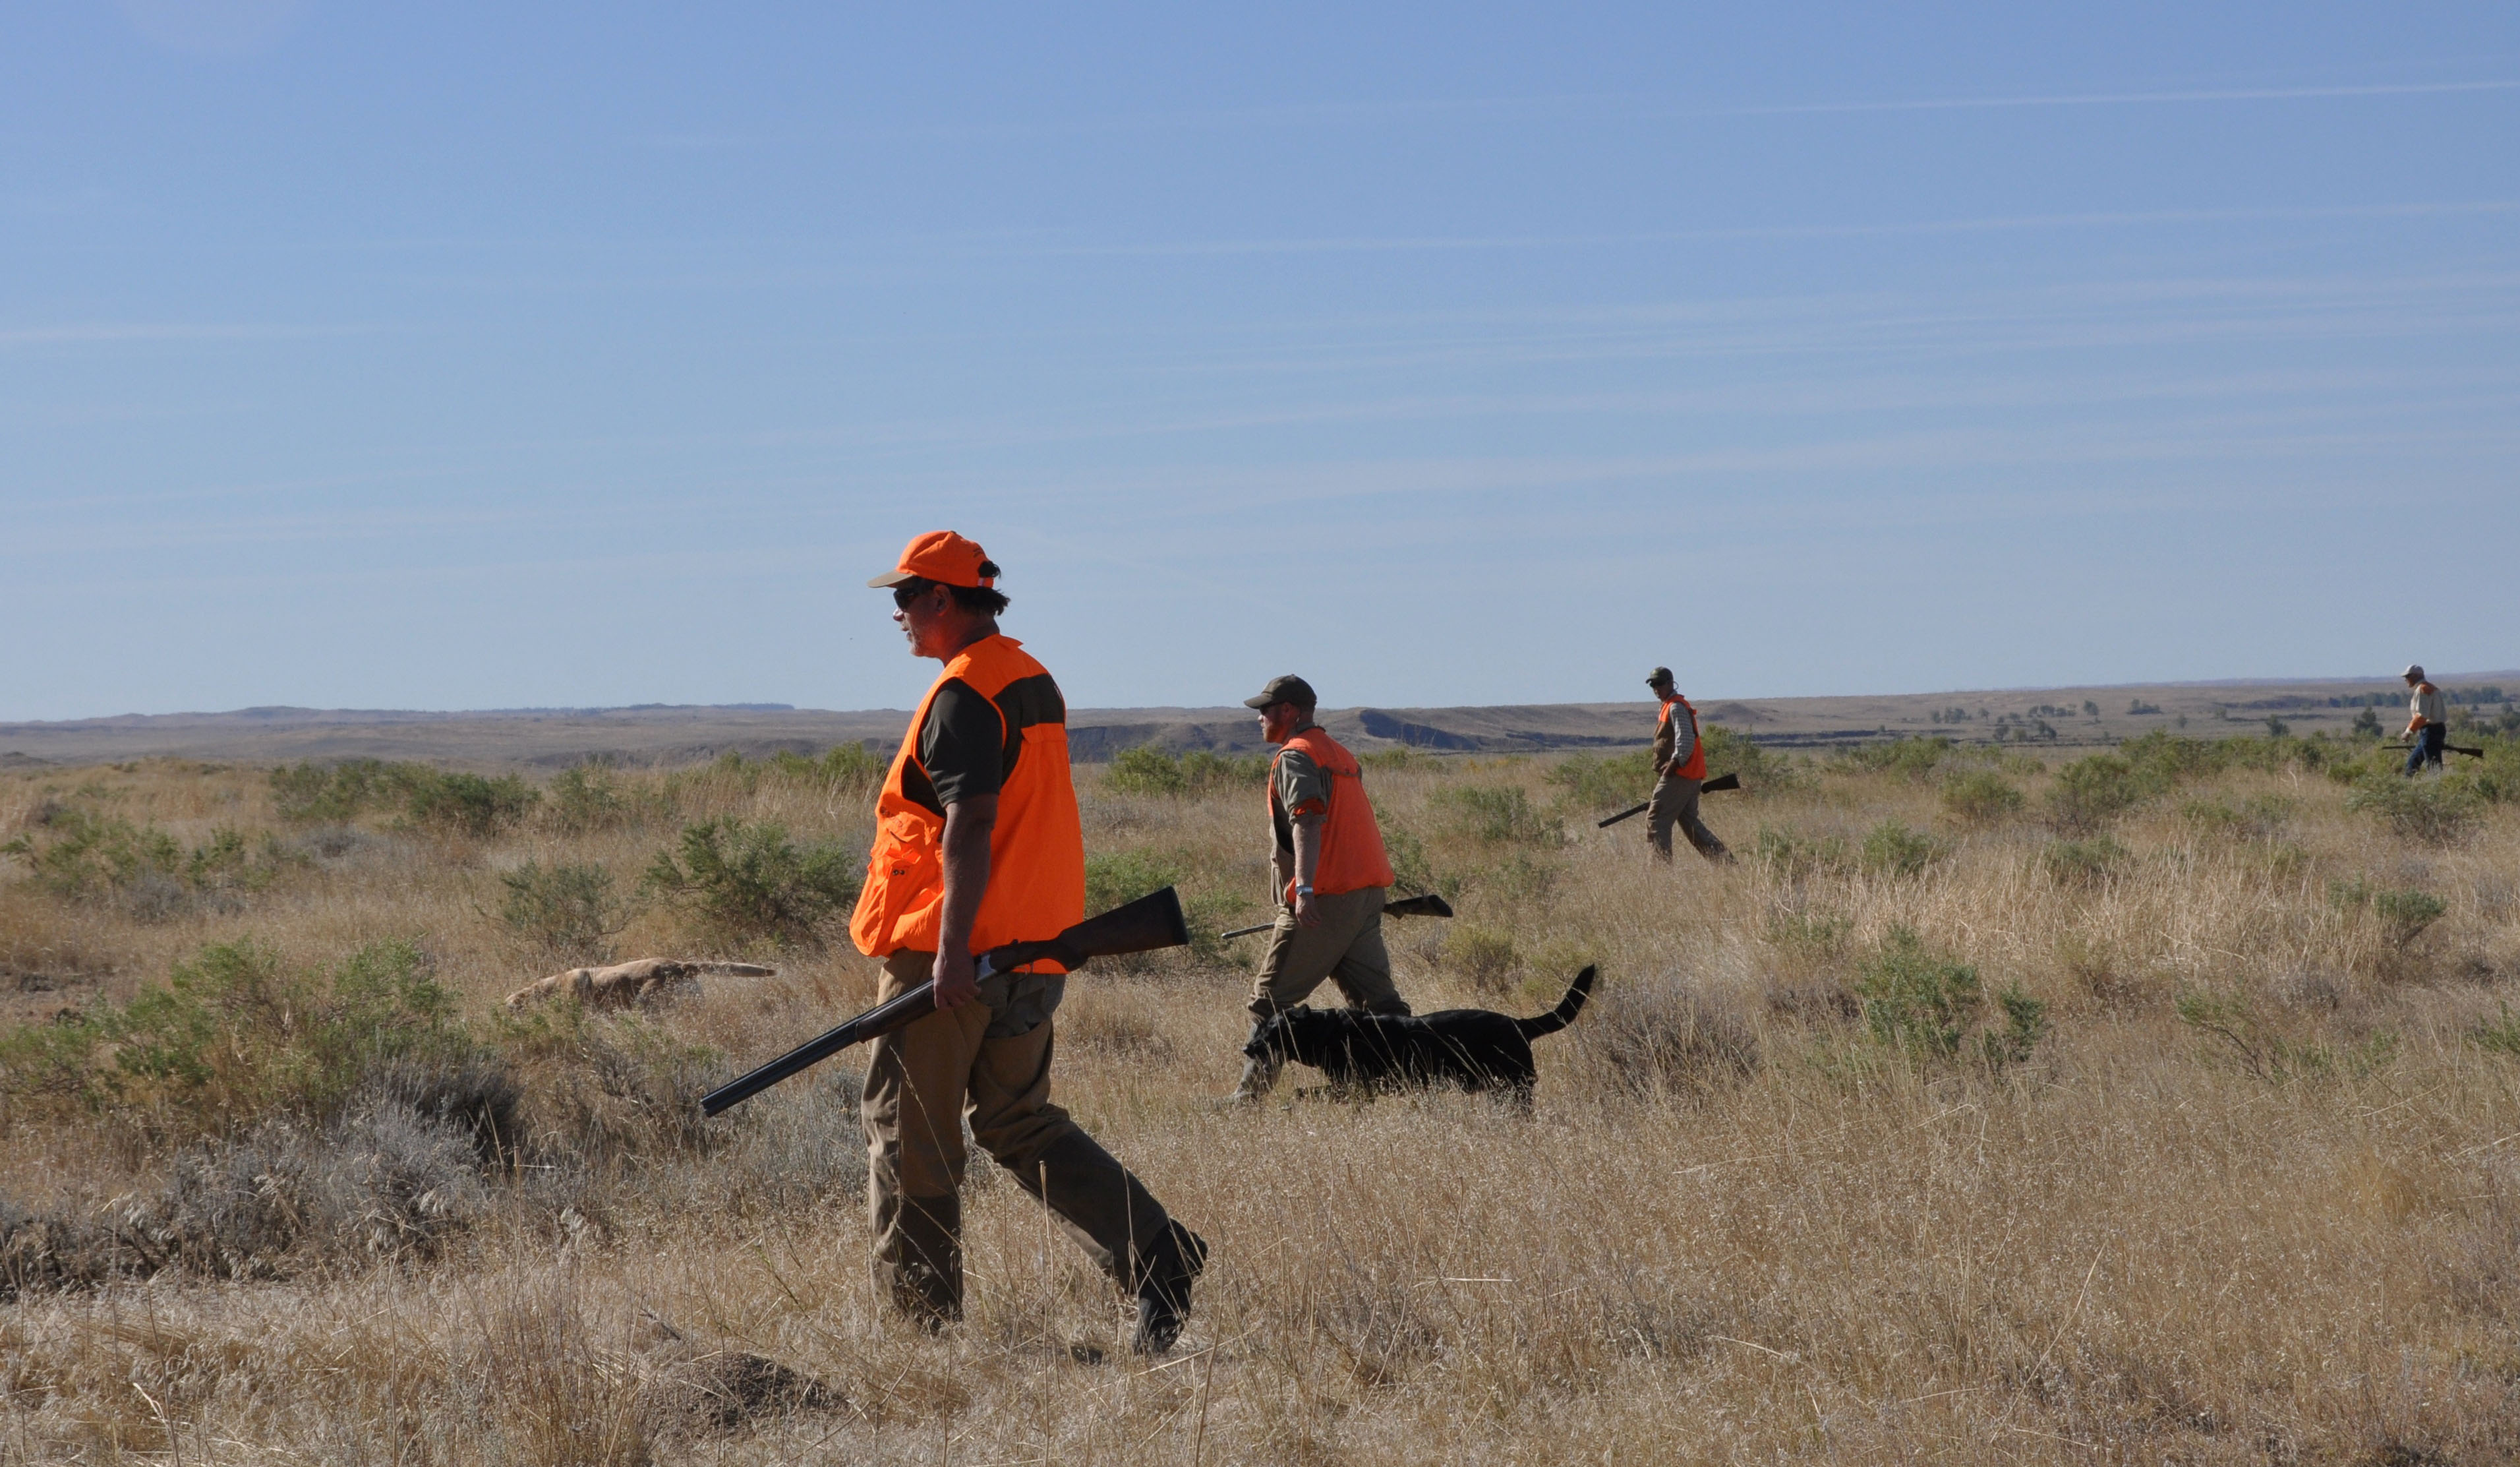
left=1246, top=966, right=1595, bottom=1103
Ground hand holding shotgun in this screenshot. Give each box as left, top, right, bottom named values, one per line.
left=701, top=886, right=1192, bottom=1116
left=1219, top=891, right=1453, bottom=942
left=1598, top=770, right=1740, bottom=827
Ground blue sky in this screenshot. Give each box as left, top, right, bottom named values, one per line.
left=5, top=3, right=2516, bottom=720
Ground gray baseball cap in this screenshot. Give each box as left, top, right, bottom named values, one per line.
left=1244, top=674, right=1318, bottom=710
left=1646, top=666, right=1674, bottom=688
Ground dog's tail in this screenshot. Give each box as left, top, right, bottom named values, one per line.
left=1515, top=965, right=1597, bottom=1040
left=693, top=963, right=778, bottom=978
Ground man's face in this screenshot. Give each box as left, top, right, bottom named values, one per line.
left=1651, top=680, right=1674, bottom=700
left=1257, top=701, right=1304, bottom=744
left=892, top=582, right=955, bottom=658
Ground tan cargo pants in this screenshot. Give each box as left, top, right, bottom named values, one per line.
left=1646, top=773, right=1732, bottom=862
left=1244, top=885, right=1409, bottom=1017
left=860, top=951, right=1173, bottom=1325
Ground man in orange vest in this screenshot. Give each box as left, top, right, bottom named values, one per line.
left=1225, top=674, right=1411, bottom=1103
left=854, top=531, right=1205, bottom=1353
left=1645, top=666, right=1732, bottom=863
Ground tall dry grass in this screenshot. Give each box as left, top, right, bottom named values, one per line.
left=2, top=738, right=2517, bottom=1463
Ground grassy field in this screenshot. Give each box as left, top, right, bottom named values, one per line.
left=4, top=727, right=2520, bottom=1464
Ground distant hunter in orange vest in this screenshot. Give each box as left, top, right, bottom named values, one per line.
left=854, top=530, right=1205, bottom=1354
left=1225, top=674, right=1411, bottom=1103
left=1645, top=667, right=1733, bottom=864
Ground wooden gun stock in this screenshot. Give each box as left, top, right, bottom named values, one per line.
left=701, top=886, right=1190, bottom=1116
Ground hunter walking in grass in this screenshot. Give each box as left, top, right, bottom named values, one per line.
left=1645, top=667, right=1732, bottom=864
left=853, top=530, right=1204, bottom=1353
left=1226, top=674, right=1409, bottom=1103
left=2402, top=665, right=2450, bottom=776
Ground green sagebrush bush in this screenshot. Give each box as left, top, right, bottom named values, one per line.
left=1854, top=926, right=2047, bottom=1069
left=2176, top=989, right=2398, bottom=1083
left=1429, top=784, right=1566, bottom=847
left=0, top=939, right=479, bottom=1136
left=2, top=809, right=298, bottom=917
left=270, top=759, right=538, bottom=837
left=1840, top=735, right=1958, bottom=782
left=1103, top=745, right=1269, bottom=797
left=1754, top=826, right=1852, bottom=881
left=1939, top=769, right=2024, bottom=825
left=1547, top=750, right=1654, bottom=809
left=2328, top=876, right=2447, bottom=948
left=642, top=816, right=860, bottom=949
left=1860, top=820, right=1945, bottom=878
left=2343, top=775, right=2484, bottom=845
left=498, top=860, right=634, bottom=959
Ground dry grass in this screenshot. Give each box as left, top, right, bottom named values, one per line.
left=3, top=742, right=2519, bottom=1463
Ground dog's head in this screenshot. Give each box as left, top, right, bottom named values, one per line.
left=1246, top=1006, right=1348, bottom=1067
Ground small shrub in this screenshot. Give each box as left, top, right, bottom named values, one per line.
left=402, top=770, right=540, bottom=837
left=1754, top=826, right=1851, bottom=880
left=2041, top=835, right=2131, bottom=887
left=1105, top=746, right=1268, bottom=797
left=0, top=939, right=476, bottom=1135
left=2474, top=1003, right=2520, bottom=1058
left=1859, top=820, right=1943, bottom=878
left=1442, top=926, right=1521, bottom=993
left=548, top=763, right=631, bottom=832
left=815, top=741, right=887, bottom=793
left=499, top=861, right=634, bottom=959
left=1380, top=828, right=1457, bottom=905
left=2372, top=887, right=2447, bottom=948
left=2047, top=753, right=2160, bottom=833
left=1939, top=771, right=2023, bottom=825
left=1, top=810, right=297, bottom=918
left=1084, top=848, right=1181, bottom=915
left=2177, top=988, right=2399, bottom=1083
left=642, top=818, right=860, bottom=948
left=270, top=759, right=406, bottom=823
left=1547, top=751, right=1655, bottom=810
left=1763, top=905, right=1850, bottom=958
left=1853, top=927, right=2045, bottom=1069
left=2344, top=777, right=2482, bottom=845
left=1107, top=746, right=1188, bottom=796
left=1840, top=736, right=1953, bottom=782
left=1429, top=785, right=1566, bottom=847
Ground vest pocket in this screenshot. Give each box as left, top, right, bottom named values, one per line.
left=856, top=810, right=943, bottom=947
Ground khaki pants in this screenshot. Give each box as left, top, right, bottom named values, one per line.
left=1647, top=773, right=1731, bottom=862
left=1245, top=885, right=1409, bottom=1018
left=861, top=951, right=1172, bottom=1323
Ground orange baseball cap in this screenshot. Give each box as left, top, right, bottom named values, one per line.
left=867, top=530, right=997, bottom=589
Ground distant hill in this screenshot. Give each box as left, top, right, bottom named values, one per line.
left=2, top=674, right=2509, bottom=770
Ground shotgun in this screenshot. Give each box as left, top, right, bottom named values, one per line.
left=2389, top=742, right=2486, bottom=758
left=700, top=886, right=1191, bottom=1116
left=1218, top=891, right=1453, bottom=942
left=1597, top=770, right=1741, bottom=827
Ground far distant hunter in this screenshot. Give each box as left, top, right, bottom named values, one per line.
left=1226, top=675, right=1410, bottom=1104
left=2402, top=664, right=2447, bottom=775
left=1645, top=667, right=1731, bottom=864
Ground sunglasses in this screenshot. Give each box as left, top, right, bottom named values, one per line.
left=891, top=580, right=935, bottom=610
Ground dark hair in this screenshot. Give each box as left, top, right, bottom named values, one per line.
left=896, top=572, right=1010, bottom=617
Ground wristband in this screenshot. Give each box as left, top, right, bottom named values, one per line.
left=1295, top=883, right=1314, bottom=896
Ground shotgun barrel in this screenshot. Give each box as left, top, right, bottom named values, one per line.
left=1218, top=891, right=1455, bottom=942
left=700, top=886, right=1191, bottom=1116
left=2389, top=742, right=2486, bottom=758
left=1597, top=770, right=1741, bottom=827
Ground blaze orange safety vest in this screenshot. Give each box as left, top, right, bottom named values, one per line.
left=1660, top=694, right=1707, bottom=781
left=850, top=635, right=1086, bottom=967
left=1269, top=726, right=1396, bottom=899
